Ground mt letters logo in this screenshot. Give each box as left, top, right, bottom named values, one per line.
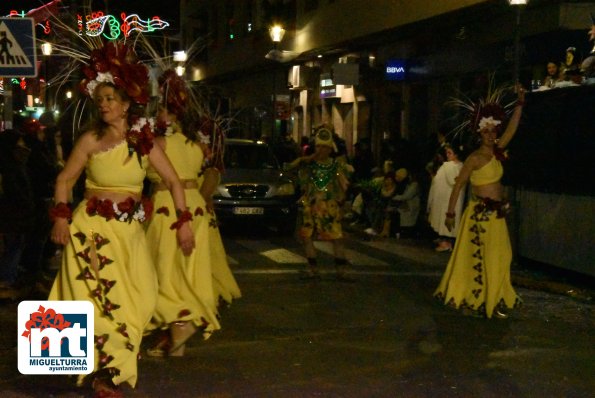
left=18, top=301, right=94, bottom=375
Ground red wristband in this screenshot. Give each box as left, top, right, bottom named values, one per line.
left=170, top=209, right=193, bottom=230
left=445, top=212, right=455, bottom=218
left=50, top=202, right=72, bottom=221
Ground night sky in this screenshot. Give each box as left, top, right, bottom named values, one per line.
left=2, top=1, right=180, bottom=32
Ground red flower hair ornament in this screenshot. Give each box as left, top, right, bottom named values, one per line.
left=80, top=42, right=150, bottom=104
left=158, top=69, right=189, bottom=119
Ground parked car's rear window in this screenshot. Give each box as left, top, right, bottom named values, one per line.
left=224, top=144, right=278, bottom=169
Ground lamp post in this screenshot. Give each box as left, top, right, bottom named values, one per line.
left=173, top=50, right=187, bottom=77
left=508, top=0, right=528, bottom=84
left=41, top=42, right=53, bottom=108
left=269, top=25, right=285, bottom=145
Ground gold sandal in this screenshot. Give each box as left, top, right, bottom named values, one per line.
left=168, top=321, right=197, bottom=357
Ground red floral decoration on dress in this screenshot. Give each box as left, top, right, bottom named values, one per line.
left=80, top=42, right=149, bottom=104
left=85, top=196, right=152, bottom=223
left=127, top=117, right=155, bottom=165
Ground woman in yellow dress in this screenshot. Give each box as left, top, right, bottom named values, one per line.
left=49, top=44, right=195, bottom=398
left=434, top=85, right=525, bottom=319
left=196, top=131, right=242, bottom=307
left=145, top=70, right=240, bottom=357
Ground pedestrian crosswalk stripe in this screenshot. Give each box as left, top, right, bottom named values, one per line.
left=362, top=240, right=444, bottom=266
left=313, top=241, right=389, bottom=267
left=236, top=240, right=307, bottom=263
left=232, top=239, right=390, bottom=267
left=233, top=268, right=442, bottom=277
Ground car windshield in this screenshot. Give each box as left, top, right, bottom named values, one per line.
left=224, top=144, right=278, bottom=169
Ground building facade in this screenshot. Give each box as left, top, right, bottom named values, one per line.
left=180, top=0, right=595, bottom=276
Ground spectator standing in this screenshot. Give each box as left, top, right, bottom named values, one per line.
left=0, top=130, right=34, bottom=298
left=426, top=144, right=464, bottom=252
left=390, top=168, right=421, bottom=239
left=20, top=113, right=61, bottom=293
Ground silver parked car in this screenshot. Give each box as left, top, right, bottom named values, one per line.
left=213, top=139, right=298, bottom=234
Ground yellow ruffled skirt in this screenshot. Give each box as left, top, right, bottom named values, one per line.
left=145, top=190, right=221, bottom=338
left=49, top=200, right=158, bottom=387
left=434, top=198, right=522, bottom=318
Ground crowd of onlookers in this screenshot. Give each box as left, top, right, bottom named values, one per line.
left=0, top=113, right=64, bottom=299
left=275, top=127, right=461, bottom=248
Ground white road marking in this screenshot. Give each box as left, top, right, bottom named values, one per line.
left=236, top=240, right=307, bottom=263
left=313, top=241, right=389, bottom=267
left=233, top=268, right=441, bottom=276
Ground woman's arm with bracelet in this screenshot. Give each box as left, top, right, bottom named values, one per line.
left=148, top=143, right=195, bottom=256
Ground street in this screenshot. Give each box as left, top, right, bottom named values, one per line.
left=1, top=226, right=593, bottom=397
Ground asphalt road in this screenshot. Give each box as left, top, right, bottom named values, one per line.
left=1, top=228, right=593, bottom=397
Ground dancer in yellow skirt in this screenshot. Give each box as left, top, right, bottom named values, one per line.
left=48, top=43, right=195, bottom=398
left=145, top=70, right=240, bottom=357
left=434, top=84, right=526, bottom=319
left=197, top=163, right=242, bottom=306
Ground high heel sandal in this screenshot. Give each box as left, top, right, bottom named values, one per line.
left=92, top=377, right=122, bottom=398
left=146, top=333, right=170, bottom=357
left=168, top=321, right=197, bottom=357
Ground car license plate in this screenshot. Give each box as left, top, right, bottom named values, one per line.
left=233, top=207, right=264, bottom=215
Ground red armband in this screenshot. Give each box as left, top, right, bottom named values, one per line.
left=49, top=202, right=72, bottom=222
left=170, top=209, right=193, bottom=230
left=445, top=212, right=455, bottom=219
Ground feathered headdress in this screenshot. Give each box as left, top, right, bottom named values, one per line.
left=80, top=42, right=150, bottom=104
left=158, top=69, right=188, bottom=119
left=135, top=35, right=228, bottom=172
left=447, top=74, right=516, bottom=138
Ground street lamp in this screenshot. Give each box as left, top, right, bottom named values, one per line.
left=173, top=50, right=187, bottom=77
left=508, top=0, right=528, bottom=84
left=41, top=42, right=53, bottom=107
left=268, top=25, right=285, bottom=145
left=269, top=25, right=286, bottom=46
left=41, top=42, right=53, bottom=56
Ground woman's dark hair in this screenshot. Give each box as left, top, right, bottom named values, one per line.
left=443, top=143, right=462, bottom=159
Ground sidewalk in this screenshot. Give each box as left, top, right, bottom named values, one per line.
left=344, top=221, right=595, bottom=303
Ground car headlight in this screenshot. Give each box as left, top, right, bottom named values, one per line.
left=215, top=185, right=231, bottom=198
left=275, top=182, right=295, bottom=196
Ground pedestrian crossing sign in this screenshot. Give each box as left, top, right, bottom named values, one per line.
left=0, top=18, right=36, bottom=77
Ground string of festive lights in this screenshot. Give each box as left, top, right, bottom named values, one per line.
left=8, top=9, right=169, bottom=39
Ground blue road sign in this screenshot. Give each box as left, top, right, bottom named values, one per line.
left=0, top=18, right=36, bottom=77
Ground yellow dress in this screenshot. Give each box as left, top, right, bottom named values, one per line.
left=434, top=156, right=521, bottom=318
left=145, top=132, right=221, bottom=338
left=49, top=141, right=157, bottom=388
left=197, top=173, right=241, bottom=305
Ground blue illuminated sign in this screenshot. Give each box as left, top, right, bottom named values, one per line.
left=385, top=59, right=406, bottom=81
